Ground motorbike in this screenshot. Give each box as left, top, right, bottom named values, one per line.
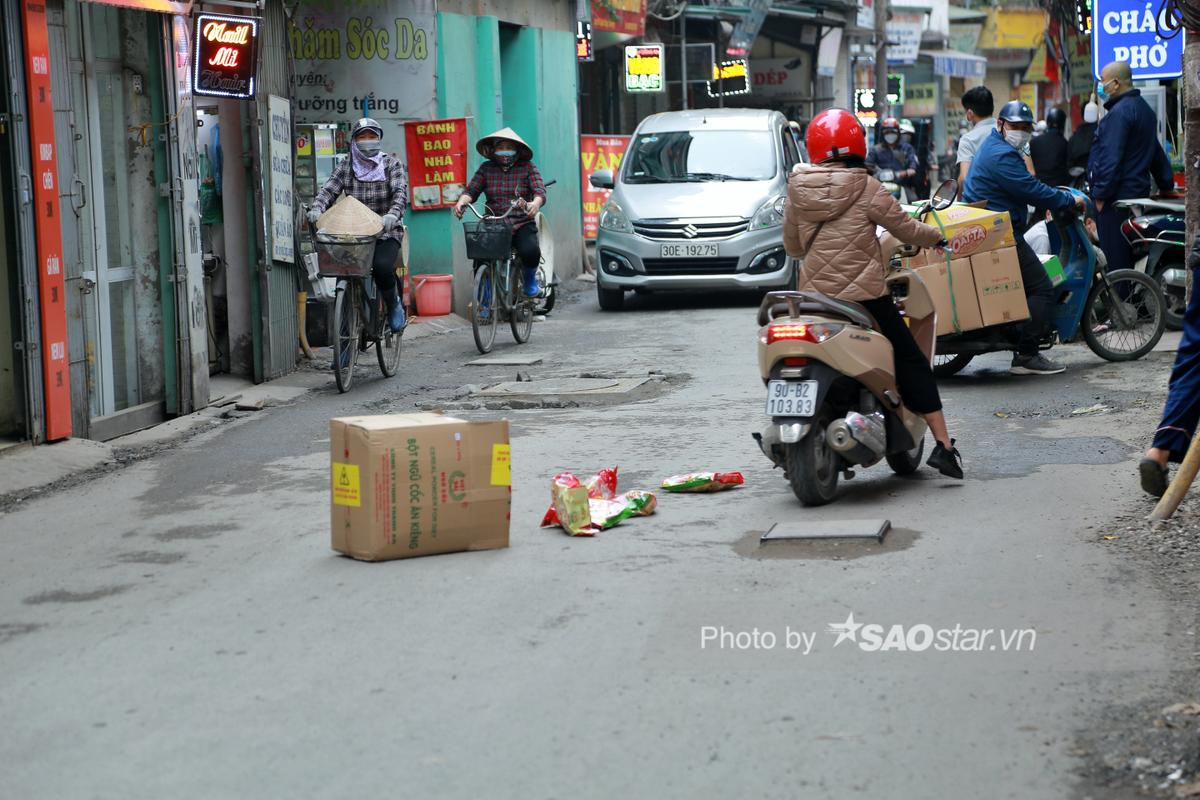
left=1116, top=197, right=1186, bottom=331
left=751, top=180, right=958, bottom=506
left=876, top=169, right=902, bottom=200
left=932, top=189, right=1166, bottom=376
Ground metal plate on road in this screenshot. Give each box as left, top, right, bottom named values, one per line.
left=660, top=243, right=718, bottom=258
left=765, top=380, right=817, bottom=417
left=761, top=520, right=891, bottom=544
left=466, top=354, right=545, bottom=366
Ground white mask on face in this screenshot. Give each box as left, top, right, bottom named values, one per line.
left=1004, top=128, right=1031, bottom=150
left=883, top=132, right=899, bottom=144
left=1083, top=103, right=1099, bottom=124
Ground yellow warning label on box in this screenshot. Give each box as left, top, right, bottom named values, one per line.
left=490, top=443, right=511, bottom=486
left=332, top=462, right=361, bottom=506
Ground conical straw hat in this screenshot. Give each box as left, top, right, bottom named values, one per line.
left=476, top=127, right=534, bottom=161
left=317, top=193, right=384, bottom=236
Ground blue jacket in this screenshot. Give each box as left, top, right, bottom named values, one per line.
left=1088, top=89, right=1174, bottom=202
left=963, top=129, right=1075, bottom=232
left=866, top=142, right=918, bottom=177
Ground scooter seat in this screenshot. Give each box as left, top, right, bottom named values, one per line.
left=765, top=298, right=880, bottom=332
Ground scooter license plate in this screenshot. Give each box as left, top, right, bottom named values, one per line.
left=765, top=380, right=818, bottom=417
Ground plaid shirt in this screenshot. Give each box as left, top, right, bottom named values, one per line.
left=313, top=154, right=409, bottom=242
left=464, top=160, right=547, bottom=229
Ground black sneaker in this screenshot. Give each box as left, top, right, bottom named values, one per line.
left=1010, top=353, right=1066, bottom=375
left=927, top=439, right=964, bottom=479
left=1139, top=458, right=1168, bottom=498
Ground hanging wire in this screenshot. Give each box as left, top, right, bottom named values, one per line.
left=1155, top=0, right=1196, bottom=38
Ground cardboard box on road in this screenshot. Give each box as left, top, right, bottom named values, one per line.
left=330, top=413, right=511, bottom=562
left=914, top=258, right=985, bottom=335
left=971, top=247, right=1030, bottom=327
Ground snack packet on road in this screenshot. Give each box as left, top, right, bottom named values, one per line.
left=541, top=468, right=657, bottom=534
left=660, top=471, right=745, bottom=493
left=589, top=490, right=659, bottom=530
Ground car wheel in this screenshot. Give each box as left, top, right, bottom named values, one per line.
left=597, top=281, right=625, bottom=311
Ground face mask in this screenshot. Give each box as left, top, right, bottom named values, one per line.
left=1003, top=128, right=1031, bottom=150
left=1097, top=80, right=1111, bottom=102
left=883, top=132, right=899, bottom=144
left=494, top=148, right=517, bottom=164
left=1083, top=103, right=1099, bottom=124
left=356, top=140, right=381, bottom=155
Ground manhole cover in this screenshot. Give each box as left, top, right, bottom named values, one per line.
left=761, top=520, right=891, bottom=543
left=475, top=377, right=638, bottom=397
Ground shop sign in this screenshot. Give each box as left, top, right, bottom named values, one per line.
left=1091, top=0, right=1182, bottom=80
left=592, top=0, right=647, bottom=37
left=193, top=13, right=258, bottom=98
left=904, top=82, right=938, bottom=117
left=268, top=96, right=294, bottom=263
left=19, top=0, right=72, bottom=440
left=886, top=12, right=924, bottom=65
left=580, top=135, right=630, bottom=239
left=750, top=58, right=808, bottom=102
left=1066, top=31, right=1095, bottom=97
left=625, top=45, right=664, bottom=93
left=289, top=1, right=437, bottom=148
left=1018, top=83, right=1039, bottom=118
left=576, top=21, right=593, bottom=62
left=404, top=118, right=468, bottom=210
left=708, top=59, right=750, bottom=97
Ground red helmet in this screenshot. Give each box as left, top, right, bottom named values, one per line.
left=805, top=108, right=867, bottom=164
left=880, top=116, right=901, bottom=132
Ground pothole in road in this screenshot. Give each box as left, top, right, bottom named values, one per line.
left=421, top=372, right=679, bottom=411
left=732, top=528, right=920, bottom=560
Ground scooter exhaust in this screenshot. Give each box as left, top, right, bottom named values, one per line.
left=827, top=412, right=887, bottom=464
left=1162, top=268, right=1187, bottom=289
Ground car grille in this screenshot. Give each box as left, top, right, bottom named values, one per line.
left=632, top=218, right=750, bottom=240
left=642, top=258, right=741, bottom=275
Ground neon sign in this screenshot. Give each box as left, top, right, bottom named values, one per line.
left=192, top=13, right=258, bottom=98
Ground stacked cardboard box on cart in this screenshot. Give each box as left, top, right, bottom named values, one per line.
left=903, top=204, right=1030, bottom=336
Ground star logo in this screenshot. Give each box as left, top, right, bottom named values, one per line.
left=827, top=613, right=863, bottom=648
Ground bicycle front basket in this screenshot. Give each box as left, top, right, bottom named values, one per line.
left=314, top=232, right=376, bottom=277
left=463, top=219, right=513, bottom=261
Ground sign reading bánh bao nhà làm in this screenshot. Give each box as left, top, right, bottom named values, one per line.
left=624, top=45, right=663, bottom=93
left=193, top=13, right=258, bottom=98
left=404, top=118, right=468, bottom=210
left=580, top=135, right=630, bottom=239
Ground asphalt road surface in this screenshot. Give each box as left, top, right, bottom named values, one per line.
left=0, top=283, right=1181, bottom=798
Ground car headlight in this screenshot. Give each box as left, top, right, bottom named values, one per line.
left=599, top=202, right=634, bottom=233
left=752, top=195, right=787, bottom=229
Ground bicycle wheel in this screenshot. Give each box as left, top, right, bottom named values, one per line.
left=472, top=262, right=498, bottom=354
left=332, top=281, right=361, bottom=393
left=510, top=264, right=533, bottom=344
left=1082, top=269, right=1165, bottom=361
left=376, top=294, right=403, bottom=377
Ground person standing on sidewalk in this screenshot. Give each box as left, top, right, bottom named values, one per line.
left=963, top=100, right=1085, bottom=376
left=1140, top=236, right=1200, bottom=496
left=1088, top=61, right=1175, bottom=273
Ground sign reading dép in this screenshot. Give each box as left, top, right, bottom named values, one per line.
left=193, top=13, right=258, bottom=98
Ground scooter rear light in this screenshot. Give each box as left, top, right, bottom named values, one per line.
left=766, top=322, right=844, bottom=344
left=782, top=357, right=808, bottom=366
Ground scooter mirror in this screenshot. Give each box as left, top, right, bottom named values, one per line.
left=930, top=179, right=957, bottom=211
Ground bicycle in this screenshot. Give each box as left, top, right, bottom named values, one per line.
left=306, top=210, right=403, bottom=393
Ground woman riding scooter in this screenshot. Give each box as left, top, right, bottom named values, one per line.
left=783, top=108, right=964, bottom=479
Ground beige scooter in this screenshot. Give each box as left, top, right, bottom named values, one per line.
left=752, top=180, right=956, bottom=506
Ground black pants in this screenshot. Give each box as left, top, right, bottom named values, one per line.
left=859, top=296, right=942, bottom=414
left=372, top=238, right=400, bottom=300
left=1014, top=235, right=1056, bottom=356
left=1096, top=204, right=1133, bottom=273
left=513, top=222, right=540, bottom=270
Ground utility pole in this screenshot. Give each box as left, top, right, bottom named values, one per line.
left=1185, top=20, right=1200, bottom=304
left=874, top=0, right=889, bottom=119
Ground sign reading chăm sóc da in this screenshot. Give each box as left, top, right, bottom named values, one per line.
left=193, top=13, right=258, bottom=98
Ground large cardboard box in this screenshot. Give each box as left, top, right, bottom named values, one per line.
left=330, top=413, right=511, bottom=561
left=920, top=204, right=1016, bottom=260
left=971, top=247, right=1031, bottom=327
left=914, top=258, right=985, bottom=335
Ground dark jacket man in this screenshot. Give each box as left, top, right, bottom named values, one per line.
left=1088, top=88, right=1173, bottom=203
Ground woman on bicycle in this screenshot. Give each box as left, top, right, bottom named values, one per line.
left=452, top=127, right=547, bottom=297
left=307, top=117, right=408, bottom=332
left=783, top=108, right=964, bottom=479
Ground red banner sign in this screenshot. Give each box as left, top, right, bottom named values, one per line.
left=404, top=118, right=469, bottom=210
left=591, top=0, right=647, bottom=37
left=193, top=13, right=258, bottom=98
left=20, top=0, right=72, bottom=440
left=580, top=134, right=630, bottom=239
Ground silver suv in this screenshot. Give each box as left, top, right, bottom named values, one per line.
left=589, top=108, right=804, bottom=311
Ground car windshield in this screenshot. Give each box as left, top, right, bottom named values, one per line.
left=622, top=131, right=776, bottom=183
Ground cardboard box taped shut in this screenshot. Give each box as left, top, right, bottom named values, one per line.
left=330, top=413, right=511, bottom=561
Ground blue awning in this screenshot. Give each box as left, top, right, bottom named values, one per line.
left=921, top=49, right=988, bottom=79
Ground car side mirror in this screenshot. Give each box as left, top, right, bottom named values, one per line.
left=590, top=169, right=614, bottom=190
